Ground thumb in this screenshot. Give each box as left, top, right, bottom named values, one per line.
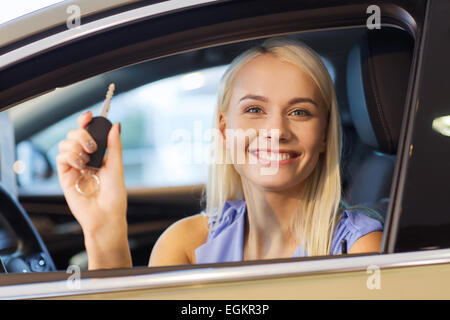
left=104, top=123, right=123, bottom=170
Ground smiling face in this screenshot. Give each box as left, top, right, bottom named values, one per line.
left=219, top=54, right=329, bottom=193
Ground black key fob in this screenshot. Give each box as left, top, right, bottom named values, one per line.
left=85, top=116, right=113, bottom=169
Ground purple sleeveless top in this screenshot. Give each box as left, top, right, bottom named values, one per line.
left=195, top=200, right=383, bottom=263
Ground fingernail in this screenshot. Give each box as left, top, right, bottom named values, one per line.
left=76, top=158, right=85, bottom=169
left=86, top=140, right=97, bottom=152
left=82, top=110, right=90, bottom=116
left=79, top=152, right=90, bottom=163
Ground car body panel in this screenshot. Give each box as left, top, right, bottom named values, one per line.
left=56, top=263, right=450, bottom=300
left=0, top=248, right=449, bottom=299
left=0, top=0, right=222, bottom=70
left=0, top=0, right=141, bottom=49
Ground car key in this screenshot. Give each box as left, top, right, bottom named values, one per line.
left=85, top=83, right=114, bottom=169
left=75, top=83, right=115, bottom=196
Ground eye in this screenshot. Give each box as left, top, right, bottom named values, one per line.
left=244, top=106, right=263, bottom=114
left=290, top=109, right=310, bottom=117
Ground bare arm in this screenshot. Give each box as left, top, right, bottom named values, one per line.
left=149, top=214, right=209, bottom=267
left=348, top=231, right=383, bottom=254
left=84, top=226, right=132, bottom=270
left=56, top=111, right=131, bottom=270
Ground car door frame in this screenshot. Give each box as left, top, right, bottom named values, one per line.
left=1, top=0, right=448, bottom=299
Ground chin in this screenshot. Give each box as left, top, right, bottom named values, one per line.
left=246, top=172, right=303, bottom=192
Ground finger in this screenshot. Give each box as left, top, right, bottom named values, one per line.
left=57, top=151, right=89, bottom=172
left=58, top=140, right=91, bottom=166
left=56, top=153, right=72, bottom=175
left=67, top=129, right=98, bottom=154
left=56, top=152, right=84, bottom=191
left=58, top=140, right=91, bottom=162
left=78, top=110, right=93, bottom=129
left=104, top=123, right=122, bottom=171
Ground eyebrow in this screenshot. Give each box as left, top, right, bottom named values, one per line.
left=239, top=94, right=318, bottom=108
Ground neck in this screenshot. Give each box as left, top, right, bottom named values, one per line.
left=240, top=177, right=305, bottom=259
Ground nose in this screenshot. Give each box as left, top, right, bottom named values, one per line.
left=262, top=112, right=292, bottom=143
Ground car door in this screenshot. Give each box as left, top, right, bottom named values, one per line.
left=0, top=0, right=449, bottom=300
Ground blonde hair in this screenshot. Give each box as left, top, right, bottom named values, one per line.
left=201, top=36, right=343, bottom=256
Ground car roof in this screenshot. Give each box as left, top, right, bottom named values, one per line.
left=0, top=0, right=140, bottom=49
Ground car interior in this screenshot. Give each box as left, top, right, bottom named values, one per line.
left=0, top=25, right=414, bottom=273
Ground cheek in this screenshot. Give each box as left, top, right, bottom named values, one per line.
left=294, top=121, right=326, bottom=151
left=224, top=118, right=257, bottom=151
left=229, top=117, right=254, bottom=132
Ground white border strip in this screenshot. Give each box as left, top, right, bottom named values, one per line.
left=0, top=0, right=220, bottom=70
left=0, top=248, right=449, bottom=299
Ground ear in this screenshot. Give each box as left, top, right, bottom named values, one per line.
left=320, top=114, right=329, bottom=153
left=320, top=139, right=326, bottom=153
left=218, top=112, right=227, bottom=140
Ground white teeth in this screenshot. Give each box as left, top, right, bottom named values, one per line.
left=256, top=152, right=293, bottom=161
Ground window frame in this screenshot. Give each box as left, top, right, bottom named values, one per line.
left=385, top=0, right=450, bottom=253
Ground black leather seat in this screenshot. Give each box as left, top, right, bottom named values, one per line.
left=343, top=28, right=414, bottom=223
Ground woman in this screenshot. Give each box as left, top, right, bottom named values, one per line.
left=56, top=36, right=383, bottom=270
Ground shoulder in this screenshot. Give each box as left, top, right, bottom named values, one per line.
left=333, top=209, right=384, bottom=254
left=337, top=209, right=383, bottom=234
left=148, top=213, right=209, bottom=267
left=348, top=230, right=383, bottom=254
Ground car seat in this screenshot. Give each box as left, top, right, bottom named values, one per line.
left=343, top=27, right=414, bottom=223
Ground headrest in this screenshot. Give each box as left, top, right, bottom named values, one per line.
left=346, top=28, right=414, bottom=154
